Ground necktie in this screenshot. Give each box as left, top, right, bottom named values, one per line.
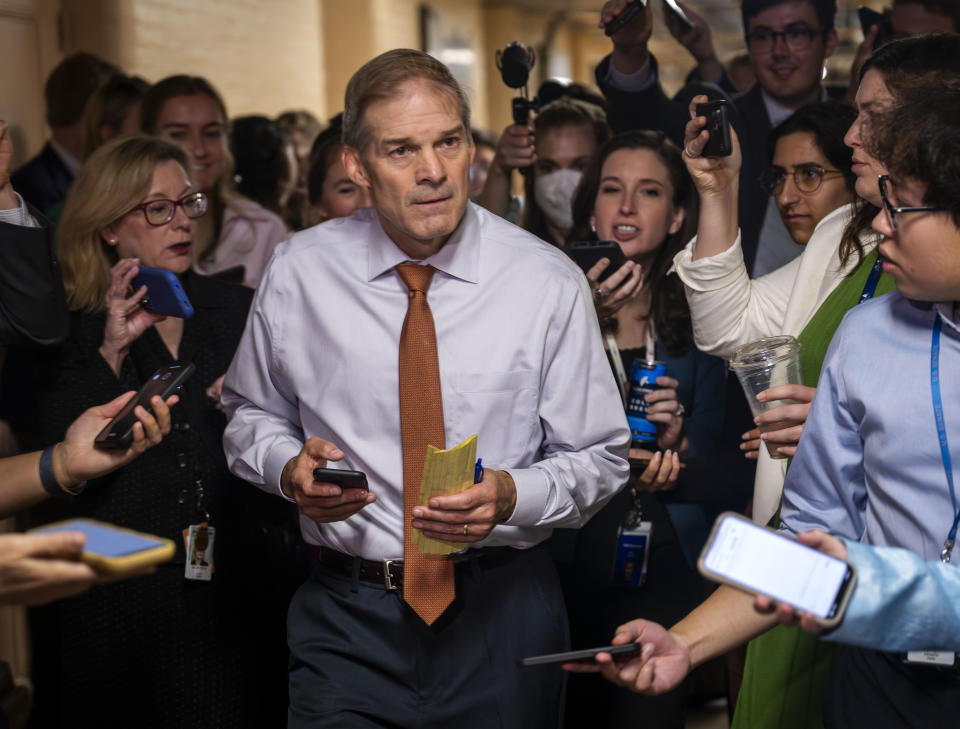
left=396, top=263, right=455, bottom=625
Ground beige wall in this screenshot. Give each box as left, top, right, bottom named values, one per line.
left=321, top=0, right=488, bottom=130
left=59, top=0, right=325, bottom=121
left=0, top=0, right=61, bottom=169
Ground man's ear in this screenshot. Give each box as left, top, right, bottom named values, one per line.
left=342, top=145, right=370, bottom=188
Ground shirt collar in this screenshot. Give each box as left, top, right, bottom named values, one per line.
left=761, top=86, right=828, bottom=128
left=934, top=301, right=960, bottom=335
left=366, top=202, right=481, bottom=284
left=48, top=139, right=82, bottom=177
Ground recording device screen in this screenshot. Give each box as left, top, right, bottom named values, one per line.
left=701, top=514, right=852, bottom=619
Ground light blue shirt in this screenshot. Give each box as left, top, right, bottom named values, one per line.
left=781, top=292, right=960, bottom=563
left=222, top=203, right=631, bottom=561
left=827, top=539, right=960, bottom=651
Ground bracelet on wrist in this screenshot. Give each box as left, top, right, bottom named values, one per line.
left=39, top=445, right=86, bottom=498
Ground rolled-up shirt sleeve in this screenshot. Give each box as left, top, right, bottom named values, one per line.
left=673, top=231, right=798, bottom=359
left=504, top=273, right=631, bottom=528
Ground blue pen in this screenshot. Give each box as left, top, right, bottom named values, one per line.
left=474, top=458, right=484, bottom=483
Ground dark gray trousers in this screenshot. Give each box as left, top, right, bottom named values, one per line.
left=287, top=546, right=569, bottom=729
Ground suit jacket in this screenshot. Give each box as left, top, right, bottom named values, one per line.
left=10, top=142, right=74, bottom=214
left=0, top=206, right=68, bottom=346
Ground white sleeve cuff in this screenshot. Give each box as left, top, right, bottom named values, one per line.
left=501, top=467, right=549, bottom=527
left=264, top=440, right=304, bottom=502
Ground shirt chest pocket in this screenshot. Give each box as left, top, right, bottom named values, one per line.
left=447, top=370, right=540, bottom=465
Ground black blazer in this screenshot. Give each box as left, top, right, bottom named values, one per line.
left=10, top=141, right=74, bottom=214
left=0, top=207, right=68, bottom=346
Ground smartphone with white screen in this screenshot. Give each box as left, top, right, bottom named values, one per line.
left=697, top=512, right=856, bottom=628
left=30, top=518, right=175, bottom=574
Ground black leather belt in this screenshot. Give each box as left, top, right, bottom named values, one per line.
left=318, top=546, right=521, bottom=591
left=319, top=548, right=405, bottom=590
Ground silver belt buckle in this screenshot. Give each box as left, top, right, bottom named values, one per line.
left=383, top=559, right=400, bottom=591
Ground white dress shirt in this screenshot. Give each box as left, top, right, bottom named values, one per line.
left=222, top=202, right=631, bottom=561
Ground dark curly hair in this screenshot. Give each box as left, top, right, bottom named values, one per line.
left=567, top=130, right=698, bottom=356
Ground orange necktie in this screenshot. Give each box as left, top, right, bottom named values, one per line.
left=396, top=263, right=455, bottom=625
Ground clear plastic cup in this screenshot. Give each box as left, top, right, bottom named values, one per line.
left=729, top=336, right=804, bottom=459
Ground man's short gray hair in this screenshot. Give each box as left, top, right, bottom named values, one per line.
left=342, top=49, right=471, bottom=152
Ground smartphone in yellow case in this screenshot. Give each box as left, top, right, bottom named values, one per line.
left=30, top=518, right=175, bottom=574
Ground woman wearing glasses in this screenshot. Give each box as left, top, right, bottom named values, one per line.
left=672, top=99, right=887, bottom=528
left=140, top=75, right=288, bottom=287
left=26, top=136, right=304, bottom=728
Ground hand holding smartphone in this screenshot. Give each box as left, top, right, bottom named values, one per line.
left=567, top=241, right=629, bottom=283
left=519, top=643, right=644, bottom=667
left=132, top=265, right=194, bottom=319
left=312, top=467, right=368, bottom=491
left=695, top=100, right=732, bottom=158
left=697, top=512, right=856, bottom=627
left=95, top=363, right=195, bottom=449
left=30, top=518, right=175, bottom=574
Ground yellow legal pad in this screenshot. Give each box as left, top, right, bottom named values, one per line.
left=414, top=434, right=478, bottom=555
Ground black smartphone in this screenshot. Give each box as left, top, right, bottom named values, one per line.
left=312, top=467, right=368, bottom=490
left=604, top=0, right=647, bottom=36
left=857, top=6, right=892, bottom=49
left=697, top=512, right=857, bottom=628
left=132, top=265, right=195, bottom=319
left=94, top=362, right=195, bottom=449
left=696, top=100, right=732, bottom=158
left=567, top=241, right=629, bottom=283
left=519, top=643, right=644, bottom=667
left=662, top=0, right=694, bottom=30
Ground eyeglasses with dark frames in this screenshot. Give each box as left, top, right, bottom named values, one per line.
left=759, top=164, right=844, bottom=195
left=877, top=174, right=946, bottom=232
left=745, top=24, right=827, bottom=54
left=132, top=192, right=209, bottom=226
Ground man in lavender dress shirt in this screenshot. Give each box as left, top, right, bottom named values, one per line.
left=222, top=49, right=630, bottom=728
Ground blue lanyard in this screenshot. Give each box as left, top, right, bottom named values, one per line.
left=932, top=315, right=959, bottom=562
left=858, top=253, right=884, bottom=305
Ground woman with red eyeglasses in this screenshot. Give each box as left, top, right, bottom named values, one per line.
left=23, top=135, right=306, bottom=728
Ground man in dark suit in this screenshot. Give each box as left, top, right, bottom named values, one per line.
left=595, top=0, right=843, bottom=275
left=11, top=53, right=117, bottom=215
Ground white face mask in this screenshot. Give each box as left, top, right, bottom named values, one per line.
left=534, top=169, right=582, bottom=232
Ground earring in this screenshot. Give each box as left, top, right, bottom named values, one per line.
left=590, top=222, right=596, bottom=233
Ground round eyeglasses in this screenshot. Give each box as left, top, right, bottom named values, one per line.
left=132, top=192, right=209, bottom=226
left=878, top=174, right=946, bottom=232
left=745, top=25, right=826, bottom=54
left=759, top=164, right=844, bottom=195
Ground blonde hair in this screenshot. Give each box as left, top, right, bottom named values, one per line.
left=58, top=135, right=190, bottom=313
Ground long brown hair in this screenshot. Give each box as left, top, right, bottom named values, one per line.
left=568, top=130, right=698, bottom=356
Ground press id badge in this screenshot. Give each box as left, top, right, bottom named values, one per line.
left=613, top=521, right=653, bottom=587
left=183, top=523, right=215, bottom=581
left=905, top=651, right=956, bottom=667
